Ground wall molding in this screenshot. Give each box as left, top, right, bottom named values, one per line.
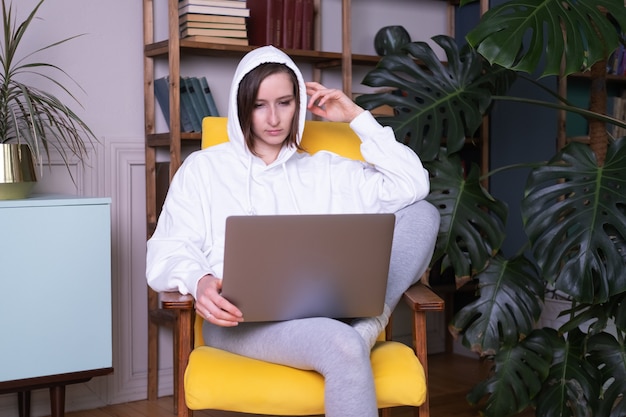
left=0, top=139, right=177, bottom=416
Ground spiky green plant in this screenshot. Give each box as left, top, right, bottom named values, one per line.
left=0, top=0, right=96, bottom=179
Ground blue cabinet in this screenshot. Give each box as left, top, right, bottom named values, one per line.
left=0, top=195, right=113, bottom=416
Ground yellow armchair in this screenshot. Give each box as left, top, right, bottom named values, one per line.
left=160, top=116, right=444, bottom=417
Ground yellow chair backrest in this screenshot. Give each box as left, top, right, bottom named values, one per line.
left=201, top=116, right=365, bottom=161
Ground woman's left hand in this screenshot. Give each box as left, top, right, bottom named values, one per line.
left=306, top=82, right=364, bottom=123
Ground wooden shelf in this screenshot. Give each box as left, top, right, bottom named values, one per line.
left=146, top=132, right=201, bottom=147
left=144, top=39, right=381, bottom=67
left=567, top=71, right=626, bottom=84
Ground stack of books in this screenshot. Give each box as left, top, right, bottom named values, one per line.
left=155, top=76, right=220, bottom=133
left=179, top=0, right=250, bottom=46
left=248, top=0, right=315, bottom=50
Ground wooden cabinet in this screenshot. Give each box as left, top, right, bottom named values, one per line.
left=0, top=195, right=113, bottom=417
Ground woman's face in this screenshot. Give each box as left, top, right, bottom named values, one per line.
left=251, top=72, right=297, bottom=164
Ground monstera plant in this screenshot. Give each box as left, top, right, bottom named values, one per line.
left=355, top=0, right=626, bottom=416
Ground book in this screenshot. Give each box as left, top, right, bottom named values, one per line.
left=199, top=76, right=220, bottom=116
left=186, top=77, right=213, bottom=124
left=179, top=13, right=246, bottom=25
left=180, top=21, right=247, bottom=31
left=247, top=0, right=274, bottom=46
left=181, top=27, right=247, bottom=38
left=154, top=76, right=194, bottom=132
left=292, top=0, right=304, bottom=49
left=183, top=35, right=249, bottom=45
left=178, top=0, right=247, bottom=8
left=180, top=77, right=202, bottom=132
left=273, top=0, right=284, bottom=47
left=301, top=0, right=314, bottom=50
left=281, top=0, right=295, bottom=49
left=178, top=4, right=250, bottom=18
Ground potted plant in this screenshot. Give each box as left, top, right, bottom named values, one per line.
left=0, top=0, right=96, bottom=199
left=355, top=0, right=626, bottom=415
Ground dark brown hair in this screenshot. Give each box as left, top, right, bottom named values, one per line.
left=237, top=63, right=303, bottom=155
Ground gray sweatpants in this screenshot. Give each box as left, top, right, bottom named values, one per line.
left=202, top=200, right=440, bottom=417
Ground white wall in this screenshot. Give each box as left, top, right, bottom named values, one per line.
left=0, top=1, right=147, bottom=415
left=0, top=1, right=447, bottom=415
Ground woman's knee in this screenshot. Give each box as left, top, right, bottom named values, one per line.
left=395, top=200, right=440, bottom=239
left=326, top=327, right=370, bottom=362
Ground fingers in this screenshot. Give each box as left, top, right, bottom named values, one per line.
left=305, top=82, right=341, bottom=109
left=196, top=274, right=243, bottom=327
left=305, top=81, right=364, bottom=122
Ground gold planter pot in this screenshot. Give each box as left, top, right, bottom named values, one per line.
left=0, top=143, right=37, bottom=200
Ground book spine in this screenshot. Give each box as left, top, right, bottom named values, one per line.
left=247, top=0, right=273, bottom=47
left=178, top=4, right=250, bottom=18
left=180, top=77, right=202, bottom=132
left=158, top=76, right=195, bottom=132
left=282, top=0, right=295, bottom=49
left=154, top=77, right=171, bottom=129
left=301, top=0, right=314, bottom=50
left=273, top=0, right=284, bottom=46
left=200, top=76, right=220, bottom=116
left=292, top=0, right=304, bottom=50
left=181, top=27, right=247, bottom=38
left=189, top=76, right=212, bottom=119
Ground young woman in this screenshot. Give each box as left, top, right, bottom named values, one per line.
left=146, top=45, right=439, bottom=417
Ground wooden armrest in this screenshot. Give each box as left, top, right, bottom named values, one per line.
left=403, top=282, right=445, bottom=312
left=160, top=291, right=195, bottom=310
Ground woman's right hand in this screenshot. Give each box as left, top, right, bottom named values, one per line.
left=195, top=274, right=244, bottom=326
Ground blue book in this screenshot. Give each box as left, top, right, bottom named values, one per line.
left=188, top=77, right=212, bottom=120
left=154, top=76, right=194, bottom=132
left=199, top=76, right=220, bottom=116
left=180, top=77, right=202, bottom=132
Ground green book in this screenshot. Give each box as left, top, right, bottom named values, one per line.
left=199, top=76, right=220, bottom=116
left=188, top=77, right=212, bottom=120
left=154, top=76, right=194, bottom=132
left=180, top=77, right=202, bottom=132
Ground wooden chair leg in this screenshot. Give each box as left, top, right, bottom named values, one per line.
left=175, top=308, right=194, bottom=417
left=49, top=385, right=65, bottom=417
left=148, top=288, right=159, bottom=402
left=413, top=311, right=430, bottom=417
left=17, top=391, right=30, bottom=417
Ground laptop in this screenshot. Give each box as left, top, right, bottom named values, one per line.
left=220, top=213, right=395, bottom=322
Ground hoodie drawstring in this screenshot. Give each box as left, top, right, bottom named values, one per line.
left=283, top=163, right=301, bottom=214
left=245, top=156, right=301, bottom=215
left=246, top=155, right=256, bottom=215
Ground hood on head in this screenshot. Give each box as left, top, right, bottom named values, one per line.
left=226, top=46, right=308, bottom=160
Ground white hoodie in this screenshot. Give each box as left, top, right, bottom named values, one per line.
left=146, top=46, right=430, bottom=298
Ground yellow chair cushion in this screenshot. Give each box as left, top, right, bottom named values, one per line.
left=201, top=116, right=365, bottom=160
left=185, top=341, right=426, bottom=415
left=191, top=117, right=425, bottom=414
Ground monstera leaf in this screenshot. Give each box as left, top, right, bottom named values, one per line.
left=450, top=253, right=544, bottom=354
left=522, top=138, right=626, bottom=304
left=425, top=153, right=507, bottom=285
left=467, top=328, right=556, bottom=417
left=356, top=35, right=515, bottom=161
left=465, top=0, right=626, bottom=76
left=587, top=331, right=626, bottom=417
left=531, top=328, right=602, bottom=417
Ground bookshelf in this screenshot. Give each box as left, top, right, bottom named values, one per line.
left=142, top=0, right=381, bottom=405
left=557, top=71, right=626, bottom=150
